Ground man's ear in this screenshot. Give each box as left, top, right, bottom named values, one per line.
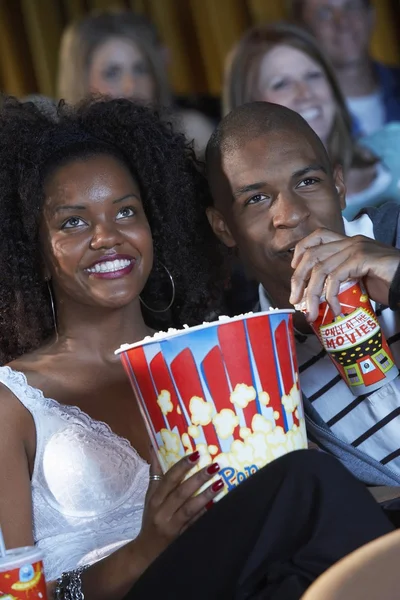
left=206, top=206, right=237, bottom=248
left=333, top=164, right=346, bottom=211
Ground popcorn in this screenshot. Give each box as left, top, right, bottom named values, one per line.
left=182, top=433, right=192, bottom=451
left=259, top=391, right=270, bottom=406
left=266, top=426, right=287, bottom=446
left=230, top=383, right=256, bottom=409
left=281, top=383, right=301, bottom=414
left=228, top=450, right=245, bottom=474
left=230, top=439, right=255, bottom=468
left=156, top=393, right=307, bottom=498
left=164, top=451, right=182, bottom=468
left=189, top=396, right=213, bottom=426
left=251, top=414, right=273, bottom=434
left=291, top=419, right=307, bottom=450
left=246, top=432, right=272, bottom=466
left=271, top=444, right=289, bottom=460
left=160, top=429, right=181, bottom=454
left=158, top=445, right=182, bottom=470
left=218, top=312, right=254, bottom=322
left=116, top=312, right=262, bottom=355
left=157, top=389, right=173, bottom=415
left=239, top=427, right=252, bottom=440
left=213, top=408, right=239, bottom=439
left=120, top=301, right=306, bottom=506
left=188, top=425, right=201, bottom=439
left=196, top=443, right=212, bottom=468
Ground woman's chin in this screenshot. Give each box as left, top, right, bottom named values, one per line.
left=89, top=291, right=141, bottom=310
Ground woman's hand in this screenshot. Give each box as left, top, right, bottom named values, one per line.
left=134, top=450, right=222, bottom=568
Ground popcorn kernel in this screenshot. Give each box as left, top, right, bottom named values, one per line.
left=230, top=383, right=256, bottom=409
left=189, top=396, right=213, bottom=426
left=157, top=389, right=173, bottom=415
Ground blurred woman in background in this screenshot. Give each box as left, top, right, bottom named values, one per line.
left=57, top=9, right=214, bottom=158
left=224, top=22, right=400, bottom=220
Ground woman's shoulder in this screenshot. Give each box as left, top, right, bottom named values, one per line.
left=0, top=353, right=55, bottom=416
left=0, top=366, right=37, bottom=447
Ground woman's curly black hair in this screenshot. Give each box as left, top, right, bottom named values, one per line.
left=0, top=96, right=226, bottom=364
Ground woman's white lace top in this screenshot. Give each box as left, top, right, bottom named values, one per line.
left=0, top=366, right=149, bottom=581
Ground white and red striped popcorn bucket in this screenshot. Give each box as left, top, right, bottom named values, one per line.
left=116, top=311, right=307, bottom=498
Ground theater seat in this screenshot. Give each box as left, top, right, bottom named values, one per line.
left=301, top=529, right=400, bottom=600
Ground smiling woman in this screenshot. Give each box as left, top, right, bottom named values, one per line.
left=222, top=22, right=400, bottom=219
left=0, top=96, right=227, bottom=596
left=0, top=97, right=222, bottom=365
left=41, top=152, right=154, bottom=312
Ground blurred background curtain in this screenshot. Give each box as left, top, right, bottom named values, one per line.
left=0, top=0, right=399, bottom=99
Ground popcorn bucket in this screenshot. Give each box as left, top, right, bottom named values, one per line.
left=117, top=311, right=307, bottom=498
left=300, top=280, right=398, bottom=396
left=0, top=546, right=47, bottom=599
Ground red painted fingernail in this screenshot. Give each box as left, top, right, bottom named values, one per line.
left=188, top=451, right=200, bottom=463
left=205, top=500, right=214, bottom=511
left=206, top=463, right=220, bottom=475
left=212, top=479, right=224, bottom=492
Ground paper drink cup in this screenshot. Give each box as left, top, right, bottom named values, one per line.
left=116, top=311, right=307, bottom=499
left=0, top=546, right=47, bottom=599
left=297, top=279, right=398, bottom=396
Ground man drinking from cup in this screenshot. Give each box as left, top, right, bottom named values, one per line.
left=206, top=101, right=400, bottom=486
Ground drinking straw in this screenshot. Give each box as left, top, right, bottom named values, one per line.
left=0, top=526, right=6, bottom=558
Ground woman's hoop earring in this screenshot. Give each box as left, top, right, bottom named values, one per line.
left=140, top=262, right=176, bottom=313
left=47, top=280, right=59, bottom=337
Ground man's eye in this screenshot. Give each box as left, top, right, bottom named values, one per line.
left=61, top=217, right=86, bottom=229
left=246, top=194, right=268, bottom=206
left=297, top=178, right=319, bottom=188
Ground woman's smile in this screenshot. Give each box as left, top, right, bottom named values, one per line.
left=85, top=254, right=137, bottom=279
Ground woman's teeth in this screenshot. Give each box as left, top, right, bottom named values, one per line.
left=299, top=108, right=320, bottom=122
left=86, top=259, right=132, bottom=274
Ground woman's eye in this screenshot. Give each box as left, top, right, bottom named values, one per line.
left=61, top=216, right=86, bottom=229
left=103, top=66, right=121, bottom=81
left=297, top=178, right=319, bottom=188
left=246, top=194, right=268, bottom=206
left=307, top=71, right=323, bottom=81
left=271, top=79, right=288, bottom=91
left=133, top=62, right=150, bottom=76
left=117, top=206, right=136, bottom=219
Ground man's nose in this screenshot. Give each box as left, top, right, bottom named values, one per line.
left=271, top=192, right=311, bottom=229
